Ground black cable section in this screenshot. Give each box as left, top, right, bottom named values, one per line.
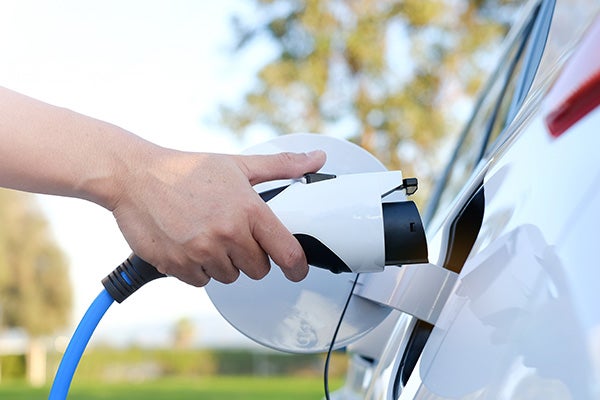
left=324, top=273, right=360, bottom=400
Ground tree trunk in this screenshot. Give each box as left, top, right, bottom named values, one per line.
left=26, top=337, right=46, bottom=386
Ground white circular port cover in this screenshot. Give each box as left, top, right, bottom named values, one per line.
left=205, top=133, right=392, bottom=353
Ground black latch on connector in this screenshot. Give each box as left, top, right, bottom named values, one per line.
left=304, top=173, right=336, bottom=183
left=400, top=178, right=418, bottom=196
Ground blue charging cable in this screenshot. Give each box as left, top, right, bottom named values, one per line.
left=48, top=255, right=165, bottom=399
left=48, top=289, right=114, bottom=399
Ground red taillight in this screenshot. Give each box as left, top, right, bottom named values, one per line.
left=545, top=16, right=600, bottom=137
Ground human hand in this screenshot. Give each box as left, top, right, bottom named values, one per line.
left=0, top=87, right=326, bottom=286
left=111, top=148, right=326, bottom=287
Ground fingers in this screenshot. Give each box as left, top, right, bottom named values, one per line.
left=228, top=233, right=271, bottom=281
left=152, top=256, right=212, bottom=288
left=237, top=150, right=325, bottom=281
left=196, top=201, right=295, bottom=283
left=158, top=248, right=240, bottom=287
left=155, top=213, right=273, bottom=286
left=200, top=255, right=241, bottom=284
left=150, top=199, right=300, bottom=286
left=172, top=266, right=212, bottom=288
left=177, top=242, right=270, bottom=286
left=251, top=201, right=309, bottom=282
left=238, top=150, right=326, bottom=185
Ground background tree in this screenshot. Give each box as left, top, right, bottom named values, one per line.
left=0, top=189, right=72, bottom=384
left=219, top=0, right=524, bottom=199
left=171, top=317, right=197, bottom=350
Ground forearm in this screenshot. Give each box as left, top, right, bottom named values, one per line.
left=0, top=86, right=156, bottom=210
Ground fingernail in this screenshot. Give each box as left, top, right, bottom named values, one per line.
left=285, top=267, right=308, bottom=283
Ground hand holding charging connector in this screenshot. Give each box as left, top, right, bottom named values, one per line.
left=102, top=170, right=427, bottom=303
left=50, top=134, right=430, bottom=400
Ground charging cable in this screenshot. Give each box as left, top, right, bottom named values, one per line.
left=49, top=254, right=358, bottom=399
left=48, top=255, right=165, bottom=400
left=48, top=290, right=113, bottom=399
left=323, top=273, right=360, bottom=400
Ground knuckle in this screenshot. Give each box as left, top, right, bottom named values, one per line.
left=214, top=218, right=241, bottom=241
left=216, top=268, right=240, bottom=284
left=279, top=244, right=304, bottom=270
left=276, top=152, right=297, bottom=165
left=156, top=251, right=186, bottom=276
left=275, top=152, right=303, bottom=173
left=188, top=275, right=211, bottom=288
left=245, top=262, right=270, bottom=281
left=186, top=239, right=211, bottom=261
left=239, top=201, right=259, bottom=223
left=247, top=198, right=264, bottom=214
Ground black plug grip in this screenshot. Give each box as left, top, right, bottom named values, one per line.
left=294, top=233, right=352, bottom=274
left=383, top=201, right=428, bottom=265
left=102, top=254, right=166, bottom=303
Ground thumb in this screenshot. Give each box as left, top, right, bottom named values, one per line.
left=238, top=150, right=327, bottom=185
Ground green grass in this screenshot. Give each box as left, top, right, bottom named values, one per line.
left=0, top=376, right=339, bottom=399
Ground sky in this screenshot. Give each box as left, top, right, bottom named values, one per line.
left=0, top=0, right=273, bottom=347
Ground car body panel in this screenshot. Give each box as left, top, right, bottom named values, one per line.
left=336, top=0, right=600, bottom=398
left=413, top=108, right=600, bottom=400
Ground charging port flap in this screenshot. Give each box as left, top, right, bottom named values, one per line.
left=353, top=263, right=458, bottom=325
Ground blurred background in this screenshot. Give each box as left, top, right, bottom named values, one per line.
left=0, top=0, right=524, bottom=397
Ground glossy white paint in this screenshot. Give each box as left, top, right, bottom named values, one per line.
left=411, top=107, right=600, bottom=400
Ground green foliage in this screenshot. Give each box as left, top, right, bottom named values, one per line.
left=57, top=347, right=217, bottom=381
left=0, top=189, right=72, bottom=337
left=0, top=376, right=337, bottom=400
left=220, top=0, right=524, bottom=198
left=50, top=347, right=336, bottom=382
left=0, top=354, right=26, bottom=378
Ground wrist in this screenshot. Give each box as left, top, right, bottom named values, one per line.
left=76, top=124, right=159, bottom=212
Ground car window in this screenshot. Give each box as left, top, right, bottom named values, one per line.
left=423, top=4, right=541, bottom=226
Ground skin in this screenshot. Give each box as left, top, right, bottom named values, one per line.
left=0, top=86, right=326, bottom=286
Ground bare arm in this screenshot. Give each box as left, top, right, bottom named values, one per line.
left=0, top=86, right=326, bottom=286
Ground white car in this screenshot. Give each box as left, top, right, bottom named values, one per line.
left=334, top=0, right=600, bottom=398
